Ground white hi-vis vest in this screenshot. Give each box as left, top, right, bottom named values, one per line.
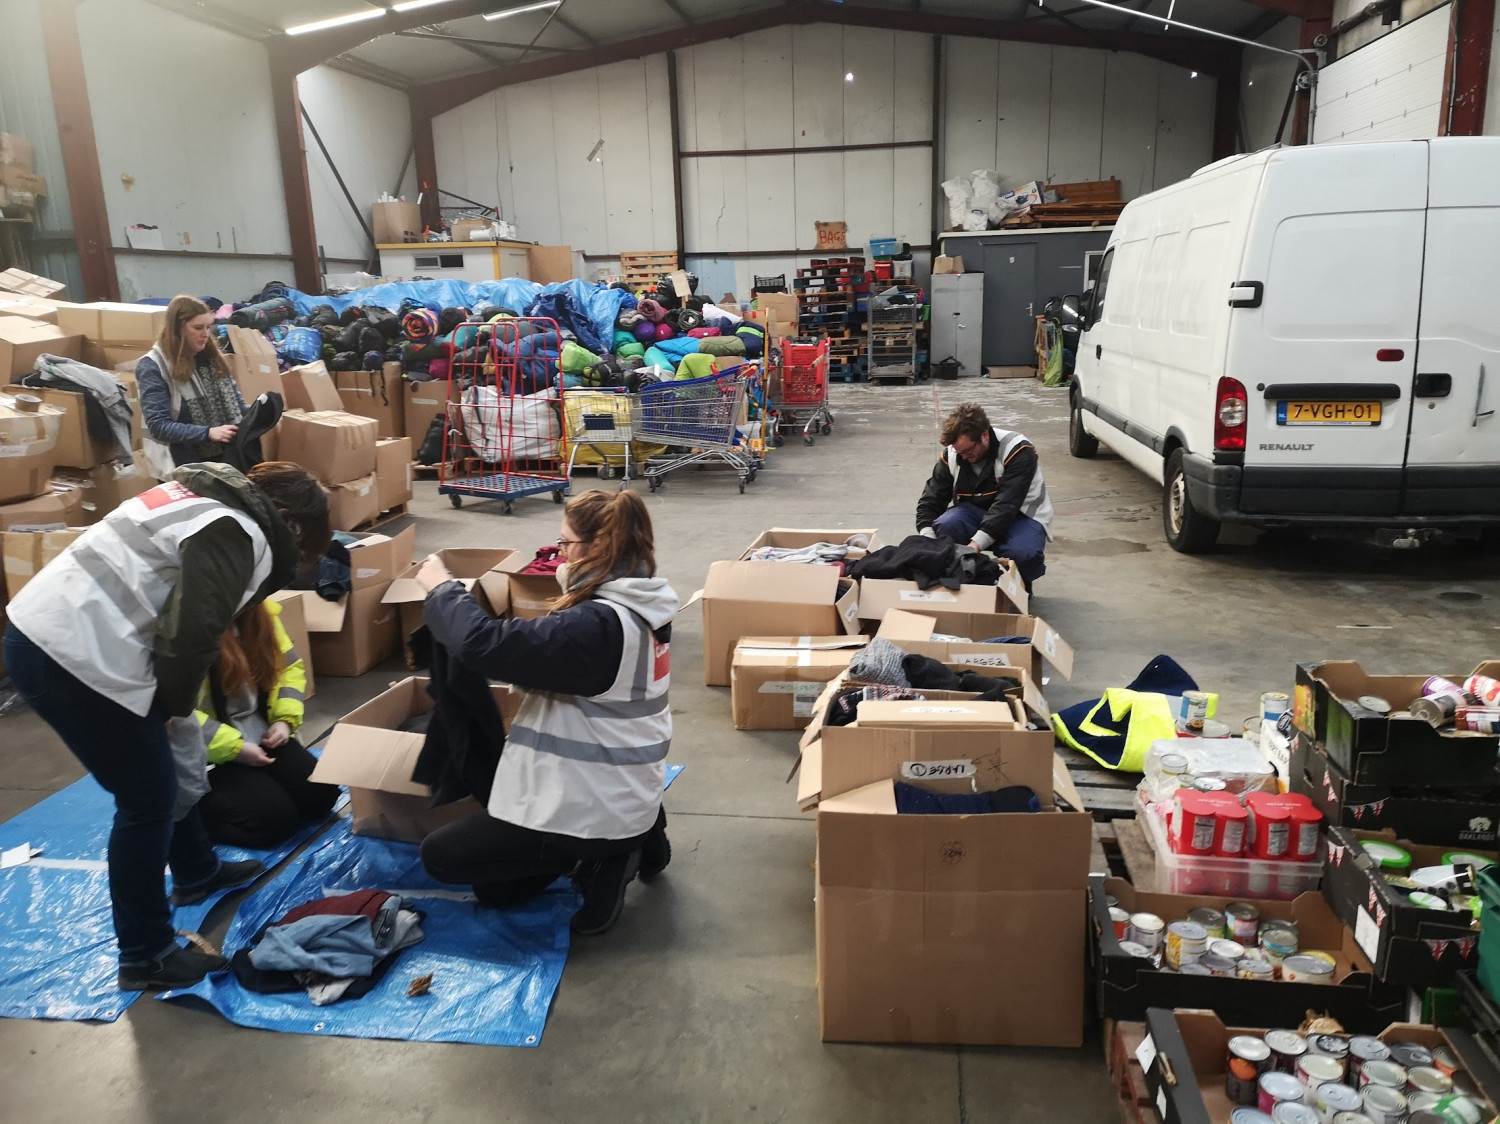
left=945, top=427, right=1056, bottom=538
left=7, top=480, right=272, bottom=716
left=489, top=601, right=670, bottom=840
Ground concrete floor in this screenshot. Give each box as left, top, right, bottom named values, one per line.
left=3, top=376, right=1498, bottom=1123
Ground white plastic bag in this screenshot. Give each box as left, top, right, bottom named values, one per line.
left=461, top=385, right=560, bottom=461
left=941, top=178, right=973, bottom=229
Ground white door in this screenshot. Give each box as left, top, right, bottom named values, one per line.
left=1404, top=139, right=1500, bottom=515
left=1312, top=7, right=1452, bottom=144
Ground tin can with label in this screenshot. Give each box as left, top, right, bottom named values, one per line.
left=1265, top=1029, right=1309, bottom=1074
left=1231, top=1111, right=1276, bottom=1124
left=1315, top=1080, right=1364, bottom=1118
left=1238, top=958, right=1275, bottom=981
left=1180, top=689, right=1210, bottom=731
left=1262, top=690, right=1291, bottom=723
left=1298, top=1053, right=1345, bottom=1094
left=1259, top=1070, right=1309, bottom=1113
left=1309, top=1034, right=1350, bottom=1066
left=1108, top=906, right=1130, bottom=939
left=1188, top=907, right=1228, bottom=938
left=1179, top=961, right=1211, bottom=976
left=1406, top=1066, right=1451, bottom=1096
left=1117, top=940, right=1153, bottom=961
left=1227, top=1035, right=1272, bottom=1105
left=1211, top=938, right=1246, bottom=961
left=1165, top=920, right=1208, bottom=969
left=1331, top=1114, right=1378, bottom=1124
left=1428, top=1093, right=1484, bottom=1123
left=1227, top=902, right=1261, bottom=942
left=1412, top=691, right=1467, bottom=729
left=1360, top=1084, right=1408, bottom=1124
left=1456, top=706, right=1500, bottom=734
left=1464, top=674, right=1500, bottom=707
left=1174, top=791, right=1221, bottom=856
left=1199, top=952, right=1236, bottom=977
left=1282, top=954, right=1336, bottom=985
left=1386, top=1042, right=1433, bottom=1070
left=1429, top=1045, right=1459, bottom=1077
left=1347, top=1037, right=1390, bottom=1083
left=1408, top=1091, right=1440, bottom=1112
left=1128, top=912, right=1164, bottom=952
left=1423, top=676, right=1464, bottom=698
left=1359, top=1059, right=1408, bottom=1091
left=1272, top=1102, right=1318, bottom=1124
left=1260, top=922, right=1300, bottom=964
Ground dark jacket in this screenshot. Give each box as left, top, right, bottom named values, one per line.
left=137, top=354, right=248, bottom=467
left=915, top=426, right=1039, bottom=545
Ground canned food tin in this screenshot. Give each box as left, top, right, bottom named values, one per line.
left=1360, top=1084, right=1408, bottom=1124
left=1457, top=707, right=1500, bottom=734
left=1165, top=920, right=1208, bottom=969
left=1192, top=776, right=1228, bottom=792
left=1309, top=1034, right=1350, bottom=1064
left=1211, top=938, right=1246, bottom=960
left=1429, top=1045, right=1459, bottom=1076
left=1359, top=841, right=1412, bottom=872
left=1265, top=1029, right=1309, bottom=1073
left=1464, top=674, right=1500, bottom=707
left=1259, top=1070, right=1309, bottom=1112
left=1272, top=1102, right=1318, bottom=1124
left=1231, top=1111, right=1276, bottom=1124
left=1303, top=950, right=1339, bottom=969
left=1315, top=1081, right=1364, bottom=1117
left=1386, top=1042, right=1434, bottom=1070
left=1180, top=689, right=1210, bottom=730
left=1408, top=891, right=1452, bottom=911
left=1359, top=1059, right=1408, bottom=1091
left=1347, top=1037, right=1390, bottom=1082
left=1262, top=691, right=1291, bottom=722
left=1227, top=1035, right=1272, bottom=1105
left=1227, top=902, right=1261, bottom=942
left=1298, top=1053, right=1345, bottom=1091
left=1108, top=906, right=1130, bottom=938
left=1282, top=954, right=1336, bottom=984
left=1442, top=852, right=1495, bottom=872
left=1179, top=961, right=1211, bottom=976
left=1238, top=958, right=1275, bottom=980
left=1331, top=1115, right=1377, bottom=1124
left=1406, top=1066, right=1451, bottom=1095
left=1174, top=791, right=1221, bottom=856
left=1412, top=691, right=1467, bottom=728
left=1423, top=676, right=1465, bottom=698
left=1260, top=923, right=1300, bottom=965
left=1202, top=718, right=1232, bottom=738
left=1199, top=952, right=1236, bottom=976
left=1159, top=752, right=1188, bottom=776
left=1357, top=695, right=1393, bottom=715
left=1428, top=1093, right=1484, bottom=1123
left=1408, top=1090, right=1440, bottom=1111
left=1128, top=912, right=1164, bottom=951
left=1188, top=907, right=1228, bottom=938
left=1117, top=940, right=1153, bottom=960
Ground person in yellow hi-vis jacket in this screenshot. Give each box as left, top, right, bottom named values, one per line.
left=195, top=599, right=339, bottom=849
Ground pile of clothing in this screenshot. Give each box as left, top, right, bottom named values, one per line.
left=850, top=535, right=1002, bottom=590
left=745, top=534, right=872, bottom=570
left=845, top=637, right=1023, bottom=698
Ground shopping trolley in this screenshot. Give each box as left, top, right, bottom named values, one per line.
left=636, top=368, right=758, bottom=493
left=776, top=337, right=834, bottom=445
left=563, top=385, right=637, bottom=484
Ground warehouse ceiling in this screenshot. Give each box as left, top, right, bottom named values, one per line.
left=151, top=0, right=1289, bottom=88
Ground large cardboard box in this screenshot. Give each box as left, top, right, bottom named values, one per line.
left=336, top=366, right=406, bottom=438
left=0, top=393, right=64, bottom=504
left=858, top=568, right=1029, bottom=621
left=268, top=589, right=315, bottom=700
left=699, top=559, right=860, bottom=687
left=0, top=295, right=70, bottom=325
left=277, top=410, right=377, bottom=485
left=383, top=548, right=526, bottom=665
left=82, top=342, right=150, bottom=372
left=49, top=462, right=155, bottom=521
left=3, top=528, right=83, bottom=599
left=309, top=676, right=519, bottom=843
left=4, top=383, right=118, bottom=469
left=323, top=472, right=379, bottom=532
left=739, top=526, right=882, bottom=561
left=0, top=136, right=34, bottom=173
left=225, top=325, right=282, bottom=403
left=55, top=302, right=166, bottom=344
left=0, top=491, right=72, bottom=531
left=305, top=527, right=415, bottom=677
left=281, top=361, right=343, bottom=413
left=372, top=200, right=422, bottom=244
left=730, top=636, right=868, bottom=730
left=507, top=571, right=563, bottom=620
left=875, top=608, right=1073, bottom=687
left=816, top=773, right=1092, bottom=1046
left=0, top=317, right=82, bottom=379
left=404, top=383, right=449, bottom=449
left=0, top=268, right=64, bottom=298
left=375, top=437, right=413, bottom=512
left=528, top=245, right=575, bottom=284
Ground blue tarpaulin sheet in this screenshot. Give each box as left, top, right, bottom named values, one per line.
left=0, top=775, right=333, bottom=1022
left=285, top=279, right=542, bottom=319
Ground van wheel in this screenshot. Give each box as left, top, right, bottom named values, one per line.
left=1163, top=449, right=1219, bottom=553
left=1069, top=391, right=1098, bottom=459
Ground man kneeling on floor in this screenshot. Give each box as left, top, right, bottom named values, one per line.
left=916, top=402, right=1053, bottom=589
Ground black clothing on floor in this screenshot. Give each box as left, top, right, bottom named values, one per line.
left=410, top=627, right=507, bottom=808
left=849, top=534, right=1001, bottom=590
left=199, top=739, right=339, bottom=850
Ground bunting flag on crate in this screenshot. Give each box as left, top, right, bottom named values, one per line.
left=1428, top=939, right=1452, bottom=961
left=1349, top=798, right=1390, bottom=821
left=1326, top=839, right=1347, bottom=866
left=1374, top=901, right=1386, bottom=926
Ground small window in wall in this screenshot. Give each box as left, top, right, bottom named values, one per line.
left=413, top=253, right=467, bottom=270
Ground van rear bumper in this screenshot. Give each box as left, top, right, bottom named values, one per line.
left=1182, top=454, right=1500, bottom=526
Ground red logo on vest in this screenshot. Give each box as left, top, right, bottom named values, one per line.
left=652, top=638, right=670, bottom=681
left=137, top=481, right=195, bottom=510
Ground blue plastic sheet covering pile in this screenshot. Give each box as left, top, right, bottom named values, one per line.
left=0, top=776, right=332, bottom=1022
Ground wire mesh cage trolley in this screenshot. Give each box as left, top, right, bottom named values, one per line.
left=635, top=368, right=758, bottom=494
left=441, top=317, right=569, bottom=512
left=776, top=337, right=834, bottom=445
left=563, top=385, right=637, bottom=484
left=868, top=294, right=921, bottom=382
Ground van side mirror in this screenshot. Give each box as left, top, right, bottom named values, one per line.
left=1077, top=291, right=1094, bottom=324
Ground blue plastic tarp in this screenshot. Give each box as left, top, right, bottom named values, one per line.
left=0, top=775, right=334, bottom=1022
left=526, top=281, right=628, bottom=356
left=285, top=279, right=542, bottom=319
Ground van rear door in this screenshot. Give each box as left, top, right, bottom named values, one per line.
left=1231, top=143, right=1427, bottom=516
left=1403, top=138, right=1500, bottom=516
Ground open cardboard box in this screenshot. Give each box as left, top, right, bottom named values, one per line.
left=875, top=607, right=1073, bottom=686
left=697, top=559, right=860, bottom=686
left=0, top=392, right=63, bottom=504
left=729, top=635, right=868, bottom=730
left=281, top=361, right=343, bottom=413
left=0, top=316, right=82, bottom=378
left=508, top=570, right=563, bottom=620
left=0, top=491, right=74, bottom=530
left=224, top=325, right=282, bottom=403
left=309, top=676, right=520, bottom=843
left=4, top=383, right=132, bottom=469
left=2, top=527, right=83, bottom=599
left=305, top=526, right=415, bottom=677
left=817, top=760, right=1092, bottom=1046
left=383, top=547, right=528, bottom=666
left=858, top=565, right=1029, bottom=621
left=738, top=526, right=882, bottom=561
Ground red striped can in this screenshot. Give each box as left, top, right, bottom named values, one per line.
left=1465, top=674, right=1500, bottom=707
left=1457, top=707, right=1500, bottom=734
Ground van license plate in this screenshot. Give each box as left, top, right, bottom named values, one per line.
left=1277, top=401, right=1382, bottom=425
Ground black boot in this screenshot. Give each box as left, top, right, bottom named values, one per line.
left=474, top=874, right=559, bottom=909
left=117, top=944, right=228, bottom=991
left=570, top=850, right=640, bottom=936
left=640, top=820, right=671, bottom=882
left=171, top=859, right=265, bottom=906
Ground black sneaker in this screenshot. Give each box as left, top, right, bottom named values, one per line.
left=117, top=944, right=229, bottom=991
left=570, top=850, right=640, bottom=936
left=171, top=859, right=265, bottom=907
left=639, top=828, right=671, bottom=882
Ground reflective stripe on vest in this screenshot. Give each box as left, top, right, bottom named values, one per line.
left=488, top=601, right=670, bottom=839
left=944, top=428, right=1055, bottom=537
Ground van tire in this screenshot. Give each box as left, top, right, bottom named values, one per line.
left=1069, top=391, right=1099, bottom=459
left=1163, top=449, right=1219, bottom=553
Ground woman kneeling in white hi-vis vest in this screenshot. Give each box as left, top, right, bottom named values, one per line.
left=414, top=489, right=678, bottom=936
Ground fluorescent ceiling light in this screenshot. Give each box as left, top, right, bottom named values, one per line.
left=285, top=8, right=384, bottom=36
left=483, top=1, right=561, bottom=21
left=392, top=0, right=460, bottom=11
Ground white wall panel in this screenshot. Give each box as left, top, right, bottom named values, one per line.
left=793, top=24, right=847, bottom=147
left=744, top=154, right=797, bottom=251
left=1101, top=52, right=1160, bottom=198
left=944, top=38, right=1001, bottom=175
left=1489, top=15, right=1500, bottom=135
left=893, top=32, right=935, bottom=143
left=1153, top=69, right=1217, bottom=188
left=742, top=28, right=796, bottom=149
left=1314, top=6, right=1452, bottom=142
left=1240, top=19, right=1302, bottom=151
left=989, top=42, right=1052, bottom=190
left=1047, top=47, right=1107, bottom=184
left=841, top=26, right=897, bottom=145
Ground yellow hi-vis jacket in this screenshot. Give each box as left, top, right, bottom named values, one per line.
left=1052, top=689, right=1179, bottom=773
left=195, top=598, right=307, bottom=765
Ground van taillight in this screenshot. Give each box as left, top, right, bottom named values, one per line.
left=1215, top=377, right=1247, bottom=451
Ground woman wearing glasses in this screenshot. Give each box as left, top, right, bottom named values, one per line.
left=411, top=489, right=676, bottom=936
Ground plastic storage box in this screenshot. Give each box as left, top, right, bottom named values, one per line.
left=1139, top=799, right=1323, bottom=900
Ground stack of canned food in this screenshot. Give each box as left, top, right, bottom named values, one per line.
left=1406, top=674, right=1500, bottom=735
left=1358, top=840, right=1490, bottom=925
left=1109, top=899, right=1333, bottom=983
left=1224, top=1027, right=1485, bottom=1123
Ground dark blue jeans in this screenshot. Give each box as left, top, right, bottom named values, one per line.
left=3, top=624, right=221, bottom=965
left=932, top=502, right=1048, bottom=586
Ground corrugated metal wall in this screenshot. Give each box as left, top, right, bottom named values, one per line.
left=0, top=0, right=85, bottom=298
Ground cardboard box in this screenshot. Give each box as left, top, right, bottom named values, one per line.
left=858, top=567, right=1029, bottom=621
left=0, top=135, right=33, bottom=173
left=375, top=437, right=413, bottom=512
left=1291, top=732, right=1500, bottom=848
left=383, top=548, right=526, bottom=666
left=730, top=636, right=868, bottom=730
left=4, top=383, right=118, bottom=469
left=280, top=361, right=343, bottom=413
left=323, top=472, right=379, bottom=533
left=0, top=393, right=64, bottom=504
left=528, top=245, right=575, bottom=284
left=1321, top=824, right=1491, bottom=987
left=268, top=589, right=315, bottom=700
left=852, top=697, right=1022, bottom=730
left=817, top=775, right=1092, bottom=1046
left=753, top=293, right=799, bottom=336
left=933, top=255, right=964, bottom=274
left=1088, top=875, right=1403, bottom=1032
left=225, top=325, right=282, bottom=403
left=874, top=607, right=1072, bottom=686
left=3, top=528, right=83, bottom=599
left=699, top=560, right=860, bottom=687
left=0, top=269, right=63, bottom=300
left=82, top=342, right=150, bottom=372
left=0, top=295, right=69, bottom=325
left=0, top=166, right=46, bottom=198
left=0, top=491, right=72, bottom=531
left=404, top=383, right=448, bottom=450
left=507, top=571, right=563, bottom=620
left=450, top=219, right=494, bottom=242
left=0, top=317, right=82, bottom=379
left=336, top=366, right=405, bottom=438
left=304, top=527, right=415, bottom=677
left=1294, top=659, right=1500, bottom=787
left=739, top=526, right=882, bottom=561
left=277, top=410, right=377, bottom=485
left=55, top=302, right=166, bottom=344
left=309, top=676, right=514, bottom=842
left=372, top=200, right=422, bottom=245
left=50, top=462, right=154, bottom=519
left=344, top=525, right=415, bottom=591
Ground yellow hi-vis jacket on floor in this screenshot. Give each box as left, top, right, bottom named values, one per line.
left=1052, top=689, right=1180, bottom=773
left=195, top=599, right=307, bottom=765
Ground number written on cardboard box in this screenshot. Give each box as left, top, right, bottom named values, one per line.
left=901, top=760, right=976, bottom=780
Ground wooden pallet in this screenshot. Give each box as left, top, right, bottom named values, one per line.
left=353, top=502, right=410, bottom=532
left=1056, top=744, right=1143, bottom=821
left=1049, top=177, right=1124, bottom=204
left=1003, top=201, right=1126, bottom=229
left=1111, top=1020, right=1163, bottom=1124
left=620, top=250, right=679, bottom=288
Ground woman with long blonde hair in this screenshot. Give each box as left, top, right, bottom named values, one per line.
left=413, top=489, right=677, bottom=936
left=137, top=295, right=247, bottom=470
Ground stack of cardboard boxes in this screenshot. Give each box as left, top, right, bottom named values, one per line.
left=334, top=363, right=411, bottom=516
left=279, top=408, right=379, bottom=532
left=0, top=134, right=45, bottom=220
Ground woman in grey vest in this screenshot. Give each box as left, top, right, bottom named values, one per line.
left=137, top=295, right=247, bottom=472
left=414, top=490, right=677, bottom=936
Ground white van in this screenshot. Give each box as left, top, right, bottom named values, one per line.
left=1069, top=138, right=1500, bottom=552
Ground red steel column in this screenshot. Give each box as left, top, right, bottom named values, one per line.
left=1445, top=0, right=1495, bottom=135
left=268, top=55, right=321, bottom=293
left=410, top=102, right=440, bottom=234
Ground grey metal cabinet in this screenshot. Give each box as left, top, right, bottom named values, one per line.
left=931, top=274, right=984, bottom=377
